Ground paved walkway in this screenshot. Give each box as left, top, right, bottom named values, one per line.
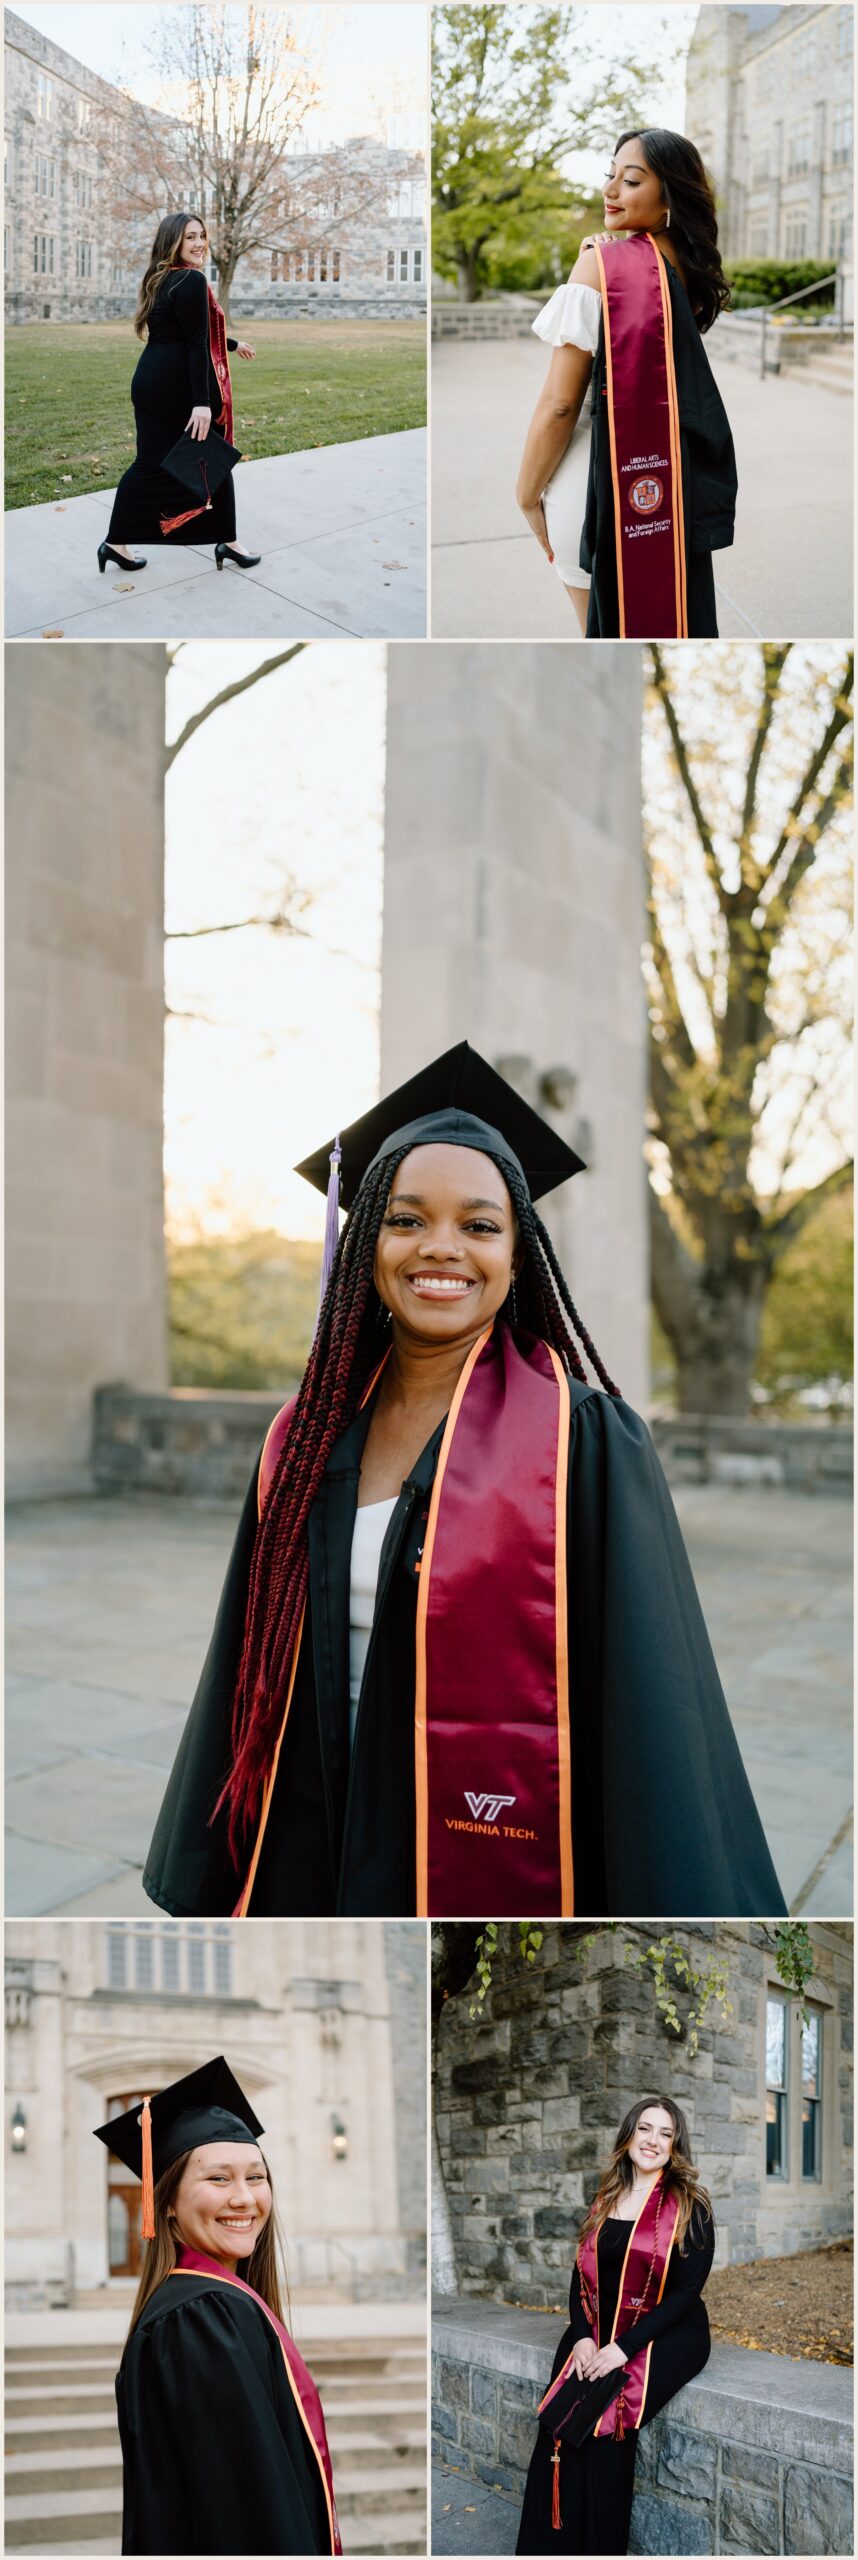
left=433, top=2461, right=519, bottom=2555
left=430, top=335, right=852, bottom=638
left=5, top=431, right=427, bottom=639
left=5, top=1483, right=850, bottom=1917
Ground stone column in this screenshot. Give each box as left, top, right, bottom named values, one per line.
left=382, top=644, right=648, bottom=1410
left=6, top=644, right=169, bottom=1495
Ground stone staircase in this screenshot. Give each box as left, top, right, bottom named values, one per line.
left=5, top=2334, right=427, bottom=2557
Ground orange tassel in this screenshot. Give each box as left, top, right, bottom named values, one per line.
left=140, top=2097, right=155, bottom=2241
left=551, top=2439, right=562, bottom=2531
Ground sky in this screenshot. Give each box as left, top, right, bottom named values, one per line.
left=165, top=640, right=385, bottom=1242
left=13, top=3, right=428, bottom=145
left=556, top=7, right=700, bottom=188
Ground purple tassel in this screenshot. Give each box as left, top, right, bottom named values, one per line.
left=316, top=1137, right=342, bottom=1321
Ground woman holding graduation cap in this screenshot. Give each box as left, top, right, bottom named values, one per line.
left=94, top=2056, right=340, bottom=2557
left=144, top=1041, right=785, bottom=1925
left=100, top=211, right=260, bottom=577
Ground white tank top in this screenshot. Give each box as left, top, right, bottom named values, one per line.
left=349, top=1497, right=398, bottom=1747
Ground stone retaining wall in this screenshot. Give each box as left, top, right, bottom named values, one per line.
left=432, top=297, right=542, bottom=340
left=89, top=1385, right=853, bottom=1504
left=432, top=2302, right=854, bottom=2555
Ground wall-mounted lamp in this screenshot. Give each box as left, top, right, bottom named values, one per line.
left=331, top=2115, right=348, bottom=2163
left=11, top=2101, right=27, bottom=2154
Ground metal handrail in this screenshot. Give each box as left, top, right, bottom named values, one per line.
left=724, top=269, right=850, bottom=376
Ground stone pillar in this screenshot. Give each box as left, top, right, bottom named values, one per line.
left=6, top=644, right=169, bottom=1495
left=382, top=644, right=648, bottom=1411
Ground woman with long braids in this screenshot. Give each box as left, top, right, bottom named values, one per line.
left=516, top=132, right=737, bottom=636
left=94, top=2058, right=340, bottom=2557
left=144, top=1043, right=784, bottom=1921
left=100, top=211, right=261, bottom=578
left=517, top=2096, right=715, bottom=2557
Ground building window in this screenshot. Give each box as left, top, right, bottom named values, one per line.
left=187, top=1925, right=206, bottom=1993
left=107, top=1930, right=127, bottom=1992
left=838, top=4, right=853, bottom=56
left=413, top=247, right=423, bottom=283
left=33, top=234, right=56, bottom=275
left=792, top=27, right=817, bottom=81
left=294, top=250, right=303, bottom=281
left=787, top=120, right=812, bottom=177
left=36, top=156, right=56, bottom=199
left=766, top=1995, right=788, bottom=2176
left=801, top=2012, right=823, bottom=2179
left=387, top=248, right=395, bottom=282
left=78, top=96, right=91, bottom=131
left=74, top=171, right=93, bottom=211
left=832, top=103, right=853, bottom=168
left=75, top=241, right=93, bottom=279
left=332, top=248, right=340, bottom=282
left=320, top=248, right=328, bottom=282
left=784, top=209, right=808, bottom=256
left=213, top=1927, right=232, bottom=1997
left=162, top=1927, right=181, bottom=1992
left=828, top=210, right=849, bottom=260
left=400, top=248, right=408, bottom=282
left=134, top=1929, right=154, bottom=1992
left=36, top=72, right=54, bottom=121
left=307, top=250, right=316, bottom=282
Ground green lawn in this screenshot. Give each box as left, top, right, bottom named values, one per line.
left=5, top=315, right=427, bottom=508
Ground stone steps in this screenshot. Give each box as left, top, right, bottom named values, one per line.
left=31, top=2516, right=428, bottom=2559
left=6, top=2406, right=425, bottom=2455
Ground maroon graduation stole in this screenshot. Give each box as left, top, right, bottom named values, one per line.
left=235, top=1321, right=573, bottom=1919
left=160, top=276, right=235, bottom=536
left=538, top=2173, right=680, bottom=2503
left=592, top=232, right=688, bottom=638
left=171, top=2249, right=341, bottom=2553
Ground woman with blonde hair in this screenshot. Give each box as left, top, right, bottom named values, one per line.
left=517, top=2094, right=715, bottom=2554
left=100, top=210, right=260, bottom=576
left=94, top=2057, right=340, bottom=2556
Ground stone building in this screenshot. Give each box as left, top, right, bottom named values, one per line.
left=433, top=1922, right=853, bottom=2298
left=4, top=8, right=426, bottom=322
left=5, top=1918, right=426, bottom=2308
left=382, top=645, right=648, bottom=1413
left=5, top=644, right=169, bottom=1498
left=686, top=3, right=854, bottom=263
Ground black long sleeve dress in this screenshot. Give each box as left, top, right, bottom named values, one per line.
left=517, top=2207, right=715, bottom=2556
left=143, top=1374, right=786, bottom=1922
left=117, top=2274, right=332, bottom=2555
left=107, top=267, right=238, bottom=546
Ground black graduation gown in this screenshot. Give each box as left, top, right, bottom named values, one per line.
left=108, top=268, right=238, bottom=545
left=143, top=1368, right=786, bottom=1920
left=517, top=2209, right=715, bottom=2557
left=117, top=2272, right=331, bottom=2556
left=581, top=261, right=737, bottom=637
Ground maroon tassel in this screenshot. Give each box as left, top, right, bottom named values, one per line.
left=551, top=2438, right=562, bottom=2531
left=614, top=2389, right=626, bottom=2441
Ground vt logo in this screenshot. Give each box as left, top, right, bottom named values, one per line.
left=464, top=1792, right=517, bottom=1822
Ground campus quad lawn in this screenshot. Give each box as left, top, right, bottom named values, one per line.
left=5, top=316, right=426, bottom=507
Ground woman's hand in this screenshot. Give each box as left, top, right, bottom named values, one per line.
left=570, top=2337, right=597, bottom=2380
left=234, top=341, right=256, bottom=361
left=587, top=2341, right=628, bottom=2380
left=518, top=497, right=554, bottom=564
left=186, top=405, right=212, bottom=441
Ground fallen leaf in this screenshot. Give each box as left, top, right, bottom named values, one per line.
left=42, top=628, right=64, bottom=637
left=382, top=559, right=405, bottom=570
left=114, top=582, right=137, bottom=593
left=60, top=473, right=73, bottom=482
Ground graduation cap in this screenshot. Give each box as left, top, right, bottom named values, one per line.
left=296, top=1042, right=586, bottom=1305
left=93, top=2057, right=264, bottom=2242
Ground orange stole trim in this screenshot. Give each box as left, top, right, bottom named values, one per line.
left=651, top=239, right=688, bottom=636
left=592, top=238, right=626, bottom=635
left=545, top=1344, right=574, bottom=1917
left=166, top=2267, right=337, bottom=2554
left=413, top=1325, right=494, bottom=1918
left=239, top=1350, right=393, bottom=1913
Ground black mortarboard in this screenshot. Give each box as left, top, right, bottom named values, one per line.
left=296, top=1041, right=586, bottom=1215
left=93, top=2057, right=263, bottom=2238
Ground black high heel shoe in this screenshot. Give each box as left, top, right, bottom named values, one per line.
left=215, top=542, right=262, bottom=572
left=98, top=542, right=146, bottom=573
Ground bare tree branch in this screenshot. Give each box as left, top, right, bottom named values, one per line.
left=166, top=646, right=306, bottom=766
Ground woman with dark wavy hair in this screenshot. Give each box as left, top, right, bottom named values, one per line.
left=94, top=2058, right=340, bottom=2557
left=517, top=130, right=737, bottom=637
left=100, top=210, right=260, bottom=577
left=517, top=2095, right=715, bottom=2555
left=143, top=1043, right=784, bottom=1926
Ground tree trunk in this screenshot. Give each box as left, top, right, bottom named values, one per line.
left=457, top=244, right=482, bottom=303
left=650, top=1189, right=769, bottom=1416
left=430, top=2021, right=458, bottom=2295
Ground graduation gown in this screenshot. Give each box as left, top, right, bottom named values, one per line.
left=517, top=2208, right=715, bottom=2556
left=143, top=1369, right=786, bottom=1920
left=581, top=260, right=737, bottom=638
left=117, top=2269, right=332, bottom=2556
left=107, top=269, right=238, bottom=546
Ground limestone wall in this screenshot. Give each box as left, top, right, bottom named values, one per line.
left=433, top=1926, right=853, bottom=2299
left=432, top=2303, right=854, bottom=2556
left=6, top=645, right=169, bottom=1496
left=382, top=644, right=649, bottom=1414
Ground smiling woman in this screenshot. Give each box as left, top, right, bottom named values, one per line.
left=143, top=1041, right=784, bottom=1927
left=100, top=209, right=259, bottom=577
left=93, top=2058, right=340, bottom=2558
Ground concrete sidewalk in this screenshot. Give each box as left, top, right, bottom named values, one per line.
left=430, top=335, right=852, bottom=639
left=433, top=2461, right=519, bottom=2556
left=5, top=431, right=427, bottom=640
left=5, top=1482, right=851, bottom=1917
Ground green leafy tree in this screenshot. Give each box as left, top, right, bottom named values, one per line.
left=432, top=3, right=649, bottom=301
left=646, top=644, right=853, bottom=1416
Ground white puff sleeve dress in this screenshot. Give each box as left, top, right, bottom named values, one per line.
left=531, top=276, right=602, bottom=590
